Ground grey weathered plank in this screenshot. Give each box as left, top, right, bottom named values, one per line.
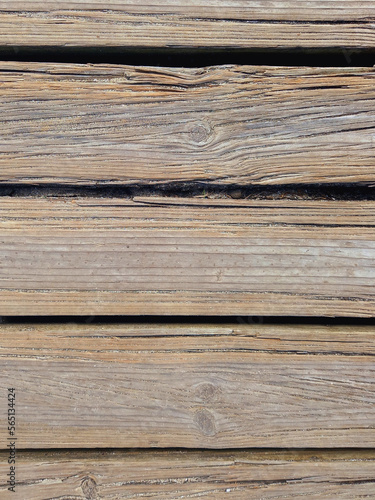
left=1, top=196, right=375, bottom=316
left=1, top=323, right=375, bottom=449
left=0, top=62, right=375, bottom=186
left=1, top=449, right=375, bottom=499
left=0, top=1, right=374, bottom=48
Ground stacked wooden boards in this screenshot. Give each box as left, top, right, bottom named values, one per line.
left=1, top=62, right=375, bottom=316
left=1, top=1, right=375, bottom=498
left=1, top=323, right=375, bottom=497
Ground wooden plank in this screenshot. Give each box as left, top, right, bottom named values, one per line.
left=0, top=2, right=374, bottom=49
left=1, top=196, right=375, bottom=316
left=1, top=322, right=375, bottom=449
left=0, top=62, right=375, bottom=186
left=1, top=450, right=375, bottom=499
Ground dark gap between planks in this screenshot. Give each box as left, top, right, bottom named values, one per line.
left=2, top=316, right=375, bottom=326
left=1, top=184, right=375, bottom=201
left=0, top=47, right=374, bottom=67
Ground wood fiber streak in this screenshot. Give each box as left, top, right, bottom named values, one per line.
left=1, top=323, right=375, bottom=449
left=0, top=450, right=375, bottom=499
left=0, top=1, right=374, bottom=48
left=1, top=197, right=375, bottom=316
left=0, top=62, right=375, bottom=186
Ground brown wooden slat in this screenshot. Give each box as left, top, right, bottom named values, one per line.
left=1, top=450, right=375, bottom=499
left=0, top=2, right=374, bottom=49
left=1, top=323, right=375, bottom=449
left=1, top=196, right=375, bottom=316
left=0, top=62, right=375, bottom=186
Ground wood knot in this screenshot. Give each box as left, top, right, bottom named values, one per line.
left=190, top=122, right=212, bottom=145
left=194, top=409, right=217, bottom=436
left=81, top=476, right=98, bottom=499
left=195, top=382, right=220, bottom=402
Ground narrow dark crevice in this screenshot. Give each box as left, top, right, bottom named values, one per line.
left=1, top=47, right=374, bottom=67
left=2, top=316, right=375, bottom=326
left=0, top=183, right=375, bottom=201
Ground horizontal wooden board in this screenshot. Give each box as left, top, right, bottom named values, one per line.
left=0, top=2, right=374, bottom=48
left=1, top=450, right=375, bottom=499
left=1, top=323, right=375, bottom=449
left=1, top=62, right=375, bottom=186
left=1, top=196, right=375, bottom=316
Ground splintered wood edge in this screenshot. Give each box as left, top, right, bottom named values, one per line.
left=0, top=63, right=374, bottom=186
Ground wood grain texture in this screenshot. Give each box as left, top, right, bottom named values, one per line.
left=1, top=196, right=375, bottom=316
left=1, top=62, right=375, bottom=186
left=1, top=450, right=375, bottom=499
left=1, top=322, right=375, bottom=449
left=0, top=2, right=374, bottom=48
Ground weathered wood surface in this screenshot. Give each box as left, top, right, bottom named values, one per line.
left=1, top=323, right=375, bottom=449
left=0, top=2, right=374, bottom=49
left=1, top=62, right=375, bottom=186
left=1, top=196, right=375, bottom=316
left=1, top=450, right=375, bottom=499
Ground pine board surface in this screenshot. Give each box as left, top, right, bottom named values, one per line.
left=1, top=62, right=375, bottom=186
left=1, top=2, right=374, bottom=495
left=1, top=196, right=375, bottom=316
left=1, top=323, right=375, bottom=449
left=0, top=2, right=374, bottom=48
left=1, top=450, right=375, bottom=499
